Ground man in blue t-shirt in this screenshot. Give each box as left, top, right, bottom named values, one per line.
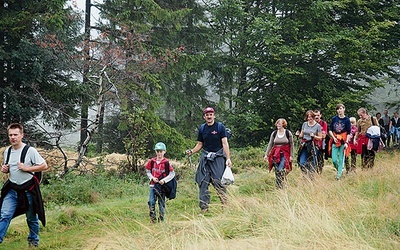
left=186, top=107, right=232, bottom=212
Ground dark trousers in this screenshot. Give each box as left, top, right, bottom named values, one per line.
left=345, top=149, right=357, bottom=173
left=361, top=145, right=375, bottom=169
left=384, top=125, right=390, bottom=146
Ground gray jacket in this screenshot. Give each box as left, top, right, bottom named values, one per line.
left=195, top=148, right=226, bottom=185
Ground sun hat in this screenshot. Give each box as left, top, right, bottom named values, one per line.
left=154, top=142, right=166, bottom=151
left=203, top=107, right=215, bottom=114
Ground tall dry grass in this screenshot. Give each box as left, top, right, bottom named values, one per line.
left=82, top=151, right=399, bottom=250
left=1, top=149, right=398, bottom=249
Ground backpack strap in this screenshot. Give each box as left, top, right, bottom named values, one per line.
left=164, top=161, right=170, bottom=175
left=20, top=144, right=30, bottom=163
left=272, top=129, right=290, bottom=141
left=199, top=123, right=206, bottom=134
left=5, top=144, right=30, bottom=164
left=217, top=122, right=222, bottom=134
left=272, top=130, right=277, bottom=140
left=151, top=160, right=170, bottom=177
left=5, top=146, right=11, bottom=165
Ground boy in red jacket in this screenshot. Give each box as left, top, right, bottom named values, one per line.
left=145, top=142, right=175, bottom=223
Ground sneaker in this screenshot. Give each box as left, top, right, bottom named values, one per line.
left=158, top=216, right=164, bottom=222
left=200, top=208, right=208, bottom=213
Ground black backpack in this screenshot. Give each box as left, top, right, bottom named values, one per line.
left=5, top=145, right=42, bottom=184
left=152, top=161, right=177, bottom=199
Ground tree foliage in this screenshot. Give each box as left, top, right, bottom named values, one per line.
left=93, top=0, right=193, bottom=168
left=204, top=0, right=399, bottom=147
left=0, top=0, right=83, bottom=142
left=1, top=0, right=399, bottom=168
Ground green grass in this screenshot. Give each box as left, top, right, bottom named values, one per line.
left=1, top=150, right=399, bottom=249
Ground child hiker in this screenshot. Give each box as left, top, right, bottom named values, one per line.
left=145, top=142, right=175, bottom=223
left=344, top=117, right=358, bottom=174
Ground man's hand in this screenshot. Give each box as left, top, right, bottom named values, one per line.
left=1, top=164, right=9, bottom=173
left=226, top=158, right=232, bottom=167
left=17, top=162, right=26, bottom=171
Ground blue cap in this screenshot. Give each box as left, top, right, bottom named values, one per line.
left=154, top=142, right=166, bottom=151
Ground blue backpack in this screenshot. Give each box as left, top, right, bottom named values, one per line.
left=199, top=122, right=232, bottom=139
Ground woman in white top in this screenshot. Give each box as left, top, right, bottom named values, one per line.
left=264, top=118, right=294, bottom=188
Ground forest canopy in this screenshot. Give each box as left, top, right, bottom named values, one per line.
left=0, top=0, right=398, bottom=167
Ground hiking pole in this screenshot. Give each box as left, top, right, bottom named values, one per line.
left=186, top=151, right=197, bottom=185
left=185, top=150, right=192, bottom=168
left=189, top=155, right=193, bottom=170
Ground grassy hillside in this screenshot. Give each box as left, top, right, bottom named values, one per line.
left=1, top=149, right=399, bottom=250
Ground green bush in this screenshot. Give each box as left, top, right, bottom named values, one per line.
left=231, top=147, right=266, bottom=172
left=42, top=172, right=146, bottom=207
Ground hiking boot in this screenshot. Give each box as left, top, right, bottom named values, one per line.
left=28, top=239, right=38, bottom=248
left=275, top=169, right=286, bottom=189
left=149, top=206, right=156, bottom=223
left=158, top=215, right=164, bottom=222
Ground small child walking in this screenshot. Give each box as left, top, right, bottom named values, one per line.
left=345, top=117, right=358, bottom=173
left=145, top=142, right=175, bottom=223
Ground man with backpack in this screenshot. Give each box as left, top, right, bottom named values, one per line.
left=0, top=123, right=48, bottom=247
left=186, top=107, right=232, bottom=213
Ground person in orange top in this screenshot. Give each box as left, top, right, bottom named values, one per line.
left=328, top=104, right=351, bottom=180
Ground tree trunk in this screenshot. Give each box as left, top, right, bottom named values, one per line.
left=72, top=67, right=108, bottom=171
left=80, top=0, right=92, bottom=150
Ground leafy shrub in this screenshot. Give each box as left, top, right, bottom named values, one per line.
left=42, top=172, right=146, bottom=206
left=231, top=147, right=266, bottom=172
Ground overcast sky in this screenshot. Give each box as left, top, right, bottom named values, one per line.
left=68, top=0, right=103, bottom=37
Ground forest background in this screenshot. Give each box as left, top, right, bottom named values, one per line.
left=0, top=1, right=399, bottom=249
left=1, top=0, right=399, bottom=167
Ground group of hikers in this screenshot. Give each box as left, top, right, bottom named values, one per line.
left=146, top=105, right=398, bottom=223
left=265, top=104, right=397, bottom=189
left=1, top=105, right=396, bottom=247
